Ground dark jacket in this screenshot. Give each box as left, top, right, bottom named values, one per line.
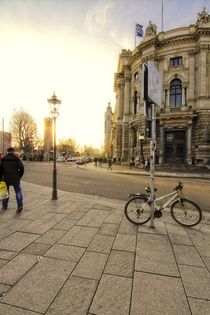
left=0, top=153, right=24, bottom=185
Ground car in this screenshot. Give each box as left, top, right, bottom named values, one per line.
left=67, top=157, right=76, bottom=162
left=57, top=156, right=65, bottom=162
left=75, top=158, right=85, bottom=165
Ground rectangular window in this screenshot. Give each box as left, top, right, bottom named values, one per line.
left=170, top=57, right=182, bottom=67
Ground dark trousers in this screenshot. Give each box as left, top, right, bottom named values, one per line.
left=2, top=184, right=23, bottom=209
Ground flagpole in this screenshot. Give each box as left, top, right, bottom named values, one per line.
left=135, top=23, right=136, bottom=48
left=161, top=0, right=163, bottom=32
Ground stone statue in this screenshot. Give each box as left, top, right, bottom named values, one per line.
left=145, top=20, right=157, bottom=36
left=197, top=7, right=209, bottom=24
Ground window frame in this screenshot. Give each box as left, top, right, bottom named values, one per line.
left=170, top=56, right=182, bottom=67
left=169, top=78, right=182, bottom=108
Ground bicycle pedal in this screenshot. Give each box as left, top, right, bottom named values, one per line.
left=154, top=210, right=162, bottom=218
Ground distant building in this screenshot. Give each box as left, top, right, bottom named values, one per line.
left=43, top=117, right=53, bottom=160
left=108, top=8, right=210, bottom=166
left=0, top=131, right=12, bottom=155
left=104, top=102, right=115, bottom=157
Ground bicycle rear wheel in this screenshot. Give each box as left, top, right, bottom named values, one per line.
left=170, top=198, right=202, bottom=227
left=124, top=196, right=151, bottom=225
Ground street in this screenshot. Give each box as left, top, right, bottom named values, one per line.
left=23, top=161, right=210, bottom=213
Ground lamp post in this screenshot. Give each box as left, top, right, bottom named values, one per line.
left=139, top=133, right=145, bottom=165
left=48, top=92, right=61, bottom=200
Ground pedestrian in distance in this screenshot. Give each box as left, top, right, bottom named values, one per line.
left=144, top=158, right=150, bottom=171
left=0, top=147, right=24, bottom=213
left=129, top=157, right=135, bottom=169
left=107, top=157, right=112, bottom=171
left=94, top=157, right=98, bottom=167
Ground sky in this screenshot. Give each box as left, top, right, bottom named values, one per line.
left=0, top=0, right=210, bottom=148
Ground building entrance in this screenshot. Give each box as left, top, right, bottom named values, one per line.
left=164, top=130, right=186, bottom=164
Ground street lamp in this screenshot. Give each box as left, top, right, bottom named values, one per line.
left=139, top=133, right=145, bottom=165
left=48, top=92, right=61, bottom=200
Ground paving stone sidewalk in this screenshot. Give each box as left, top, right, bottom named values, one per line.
left=0, top=182, right=210, bottom=315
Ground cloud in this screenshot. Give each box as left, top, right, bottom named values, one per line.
left=85, top=0, right=113, bottom=34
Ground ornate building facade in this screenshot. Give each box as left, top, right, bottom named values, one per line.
left=108, top=8, right=210, bottom=166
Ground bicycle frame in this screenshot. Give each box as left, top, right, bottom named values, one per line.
left=149, top=189, right=184, bottom=211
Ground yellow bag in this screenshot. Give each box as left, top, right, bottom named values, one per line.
left=0, top=181, right=9, bottom=200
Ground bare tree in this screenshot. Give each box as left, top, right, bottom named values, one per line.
left=58, top=138, right=79, bottom=156
left=9, top=109, right=39, bottom=157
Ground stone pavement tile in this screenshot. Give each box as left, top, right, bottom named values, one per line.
left=135, top=233, right=179, bottom=276
left=19, top=207, right=50, bottom=221
left=92, top=203, right=112, bottom=210
left=34, top=229, right=66, bottom=245
left=47, top=202, right=77, bottom=214
left=179, top=265, right=210, bottom=300
left=98, top=223, right=119, bottom=236
left=58, top=226, right=98, bottom=247
left=46, top=276, right=98, bottom=315
left=130, top=271, right=190, bottom=315
left=0, top=250, right=17, bottom=260
left=0, top=259, right=7, bottom=268
left=44, top=244, right=85, bottom=262
left=0, top=283, right=11, bottom=294
left=203, top=256, right=210, bottom=271
left=2, top=257, right=76, bottom=313
left=138, top=220, right=167, bottom=235
left=118, top=217, right=137, bottom=235
left=166, top=223, right=193, bottom=245
left=0, top=254, right=37, bottom=285
left=0, top=232, right=39, bottom=252
left=87, top=234, right=115, bottom=253
left=104, top=250, right=135, bottom=277
left=173, top=244, right=205, bottom=267
left=67, top=208, right=89, bottom=220
left=104, top=213, right=123, bottom=224
left=0, top=217, right=32, bottom=232
left=89, top=274, right=132, bottom=315
left=188, top=297, right=210, bottom=315
left=72, top=251, right=108, bottom=280
left=21, top=242, right=52, bottom=256
left=0, top=228, right=14, bottom=241
left=18, top=213, right=66, bottom=234
left=0, top=304, right=39, bottom=315
left=53, top=217, right=77, bottom=230
left=187, top=228, right=210, bottom=257
left=113, top=234, right=136, bottom=252
left=76, top=209, right=109, bottom=227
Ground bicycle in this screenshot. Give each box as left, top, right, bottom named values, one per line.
left=124, top=181, right=202, bottom=227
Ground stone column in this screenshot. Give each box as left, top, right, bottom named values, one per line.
left=124, top=72, right=131, bottom=117
left=186, top=125, right=192, bottom=165
left=121, top=124, right=129, bottom=163
left=121, top=71, right=131, bottom=163
left=188, top=53, right=195, bottom=103
left=115, top=124, right=122, bottom=162
left=119, top=78, right=124, bottom=120
left=199, top=46, right=207, bottom=97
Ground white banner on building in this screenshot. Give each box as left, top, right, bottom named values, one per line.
left=148, top=61, right=162, bottom=106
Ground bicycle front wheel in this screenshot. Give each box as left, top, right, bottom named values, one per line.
left=170, top=198, right=202, bottom=227
left=124, top=196, right=151, bottom=225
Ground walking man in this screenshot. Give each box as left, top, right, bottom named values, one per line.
left=0, top=147, right=24, bottom=212
left=107, top=157, right=112, bottom=171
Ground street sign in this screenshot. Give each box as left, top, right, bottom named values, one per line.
left=148, top=61, right=162, bottom=106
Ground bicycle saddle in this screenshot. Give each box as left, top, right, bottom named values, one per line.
left=145, top=187, right=157, bottom=193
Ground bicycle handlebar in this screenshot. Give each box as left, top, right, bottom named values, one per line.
left=174, top=181, right=183, bottom=191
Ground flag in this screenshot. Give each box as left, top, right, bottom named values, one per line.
left=136, top=23, right=143, bottom=37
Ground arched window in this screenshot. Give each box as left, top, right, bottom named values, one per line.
left=170, top=79, right=182, bottom=107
